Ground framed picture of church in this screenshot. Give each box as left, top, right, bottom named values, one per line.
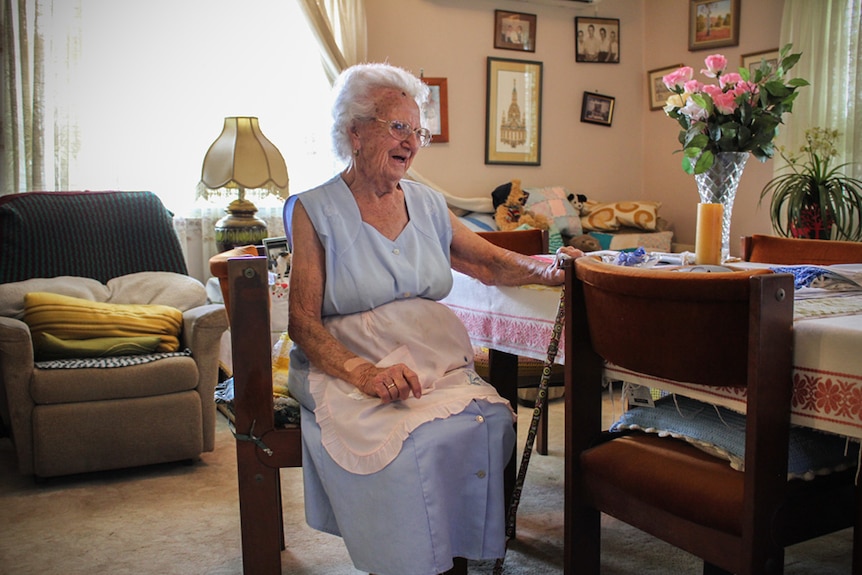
left=485, top=57, right=543, bottom=166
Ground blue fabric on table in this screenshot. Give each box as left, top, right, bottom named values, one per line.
left=611, top=395, right=858, bottom=480
left=771, top=266, right=837, bottom=289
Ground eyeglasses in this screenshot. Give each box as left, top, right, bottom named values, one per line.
left=372, top=118, right=432, bottom=147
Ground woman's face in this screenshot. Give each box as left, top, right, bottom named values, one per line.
left=352, top=87, right=422, bottom=183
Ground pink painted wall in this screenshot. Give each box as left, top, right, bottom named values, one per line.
left=367, top=0, right=786, bottom=253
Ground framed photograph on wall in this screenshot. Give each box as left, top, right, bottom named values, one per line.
left=647, top=64, right=683, bottom=111
left=494, top=10, right=536, bottom=52
left=421, top=77, right=449, bottom=143
left=689, top=0, right=740, bottom=51
left=580, top=91, right=615, bottom=127
left=741, top=49, right=779, bottom=77
left=485, top=57, right=543, bottom=165
left=575, top=17, right=620, bottom=63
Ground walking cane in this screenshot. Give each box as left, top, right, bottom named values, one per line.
left=493, top=267, right=567, bottom=574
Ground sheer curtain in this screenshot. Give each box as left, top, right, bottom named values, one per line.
left=780, top=0, right=862, bottom=179
left=1, top=0, right=83, bottom=194
left=2, top=0, right=339, bottom=282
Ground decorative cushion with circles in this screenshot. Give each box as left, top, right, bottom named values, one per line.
left=581, top=200, right=661, bottom=231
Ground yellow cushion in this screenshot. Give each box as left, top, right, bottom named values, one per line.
left=24, top=292, right=183, bottom=357
left=35, top=333, right=163, bottom=360
left=581, top=200, right=661, bottom=231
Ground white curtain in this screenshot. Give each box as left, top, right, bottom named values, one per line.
left=2, top=0, right=340, bottom=283
left=1, top=0, right=83, bottom=194
left=780, top=0, right=862, bottom=179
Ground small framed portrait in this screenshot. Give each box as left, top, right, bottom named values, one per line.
left=494, top=10, right=536, bottom=52
left=421, top=77, right=449, bottom=143
left=689, top=0, right=740, bottom=51
left=741, top=49, right=779, bottom=77
left=575, top=17, right=620, bottom=63
left=580, top=91, right=615, bottom=127
left=262, top=236, right=290, bottom=277
left=485, top=57, right=543, bottom=165
left=647, top=64, right=684, bottom=111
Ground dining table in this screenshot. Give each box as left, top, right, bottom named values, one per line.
left=440, top=257, right=862, bottom=570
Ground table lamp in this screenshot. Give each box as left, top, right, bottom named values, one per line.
left=198, top=116, right=289, bottom=252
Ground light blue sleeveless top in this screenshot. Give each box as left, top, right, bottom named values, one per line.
left=284, top=174, right=454, bottom=317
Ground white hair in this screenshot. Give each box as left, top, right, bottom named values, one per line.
left=330, top=63, right=430, bottom=163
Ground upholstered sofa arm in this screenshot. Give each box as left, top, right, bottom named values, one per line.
left=0, top=316, right=36, bottom=444
left=181, top=304, right=228, bottom=451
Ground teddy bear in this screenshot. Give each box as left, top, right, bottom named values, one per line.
left=491, top=179, right=550, bottom=232
left=567, top=233, right=602, bottom=253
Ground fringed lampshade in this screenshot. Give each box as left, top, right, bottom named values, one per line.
left=198, top=117, right=289, bottom=252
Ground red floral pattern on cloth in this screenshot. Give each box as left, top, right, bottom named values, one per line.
left=448, top=307, right=564, bottom=363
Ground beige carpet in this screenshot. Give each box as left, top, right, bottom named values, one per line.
left=0, top=399, right=853, bottom=574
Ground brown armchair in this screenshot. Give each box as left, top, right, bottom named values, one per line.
left=563, top=257, right=856, bottom=574
left=0, top=191, right=228, bottom=478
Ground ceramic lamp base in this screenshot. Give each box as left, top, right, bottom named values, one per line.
left=215, top=199, right=267, bottom=252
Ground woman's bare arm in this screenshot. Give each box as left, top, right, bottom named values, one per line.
left=448, top=211, right=581, bottom=286
left=287, top=201, right=421, bottom=402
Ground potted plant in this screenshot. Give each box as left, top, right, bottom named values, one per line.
left=759, top=127, right=862, bottom=241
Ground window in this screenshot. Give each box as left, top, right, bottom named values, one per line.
left=71, top=0, right=337, bottom=214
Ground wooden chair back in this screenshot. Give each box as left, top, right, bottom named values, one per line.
left=208, top=251, right=301, bottom=575
left=476, top=228, right=549, bottom=254
left=563, top=256, right=853, bottom=574
left=209, top=245, right=261, bottom=322
left=742, top=234, right=862, bottom=265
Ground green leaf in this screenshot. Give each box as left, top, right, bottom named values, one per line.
left=693, top=150, right=715, bottom=174
left=685, top=132, right=709, bottom=150
left=682, top=156, right=695, bottom=175
left=781, top=52, right=801, bottom=71
left=764, top=80, right=791, bottom=98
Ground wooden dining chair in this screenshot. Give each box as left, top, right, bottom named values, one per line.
left=209, top=248, right=302, bottom=575
left=474, top=229, right=564, bottom=456
left=563, top=256, right=857, bottom=575
left=742, top=233, right=862, bottom=264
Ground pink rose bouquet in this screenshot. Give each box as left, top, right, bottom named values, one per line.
left=662, top=44, right=808, bottom=174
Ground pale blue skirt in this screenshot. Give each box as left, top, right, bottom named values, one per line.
left=299, top=400, right=516, bottom=575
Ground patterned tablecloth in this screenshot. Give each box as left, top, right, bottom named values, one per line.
left=441, top=265, right=862, bottom=440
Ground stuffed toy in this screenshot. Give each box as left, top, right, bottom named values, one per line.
left=568, top=233, right=602, bottom=253
left=491, top=179, right=550, bottom=232
left=567, top=192, right=589, bottom=215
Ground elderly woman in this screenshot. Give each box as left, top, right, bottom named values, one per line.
left=283, top=63, right=581, bottom=575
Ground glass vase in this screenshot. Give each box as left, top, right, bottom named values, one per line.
left=694, top=151, right=749, bottom=262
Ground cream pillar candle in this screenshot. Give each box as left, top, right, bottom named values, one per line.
left=695, top=203, right=723, bottom=265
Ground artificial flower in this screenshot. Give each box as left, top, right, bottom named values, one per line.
left=662, top=44, right=809, bottom=174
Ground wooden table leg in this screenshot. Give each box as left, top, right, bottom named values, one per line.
left=854, top=476, right=861, bottom=575
left=489, top=348, right=519, bottom=532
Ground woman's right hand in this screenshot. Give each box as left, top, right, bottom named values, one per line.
left=356, top=363, right=423, bottom=403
